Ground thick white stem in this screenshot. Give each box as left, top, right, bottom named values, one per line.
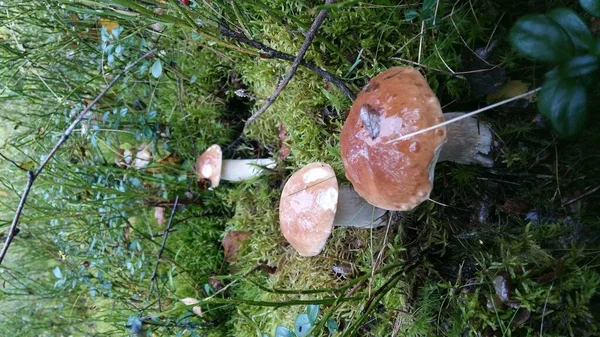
left=220, top=158, right=277, bottom=181
left=438, top=112, right=494, bottom=167
left=334, top=186, right=387, bottom=228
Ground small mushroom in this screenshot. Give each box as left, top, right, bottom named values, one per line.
left=279, top=163, right=388, bottom=256
left=340, top=67, right=494, bottom=211
left=279, top=162, right=338, bottom=256
left=195, top=144, right=276, bottom=188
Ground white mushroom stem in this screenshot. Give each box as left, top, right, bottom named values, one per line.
left=220, top=158, right=277, bottom=182
left=438, top=112, right=494, bottom=167
left=334, top=186, right=387, bottom=228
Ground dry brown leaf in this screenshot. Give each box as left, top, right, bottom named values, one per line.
left=278, top=124, right=290, bottom=160
left=208, top=275, right=224, bottom=292
left=180, top=297, right=199, bottom=305
left=154, top=207, right=166, bottom=226
left=133, top=144, right=152, bottom=169
left=486, top=80, right=533, bottom=104
left=98, top=18, right=119, bottom=34
left=222, top=231, right=252, bottom=263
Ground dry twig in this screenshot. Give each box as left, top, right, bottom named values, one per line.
left=148, top=195, right=180, bottom=311
left=0, top=49, right=156, bottom=265
left=218, top=6, right=354, bottom=101
left=243, top=0, right=336, bottom=127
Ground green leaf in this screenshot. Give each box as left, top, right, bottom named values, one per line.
left=326, top=318, right=338, bottom=334
left=306, top=305, right=319, bottom=325
left=126, top=316, right=143, bottom=334
left=548, top=8, right=593, bottom=52
left=275, top=326, right=295, bottom=337
left=151, top=59, right=163, bottom=78
left=580, top=0, right=600, bottom=17
left=558, top=54, right=600, bottom=78
left=423, top=0, right=436, bottom=10
left=295, top=314, right=312, bottom=337
left=52, top=266, right=63, bottom=279
left=538, top=77, right=588, bottom=135
left=404, top=9, right=418, bottom=21
left=509, top=14, right=575, bottom=63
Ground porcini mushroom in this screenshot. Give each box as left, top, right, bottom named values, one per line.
left=279, top=163, right=388, bottom=256
left=279, top=162, right=338, bottom=256
left=340, top=67, right=494, bottom=211
left=195, top=144, right=276, bottom=188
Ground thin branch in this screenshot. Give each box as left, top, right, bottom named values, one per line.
left=148, top=195, right=180, bottom=311
left=0, top=151, right=23, bottom=170
left=0, top=49, right=156, bottom=265
left=562, top=185, right=600, bottom=206
left=384, top=88, right=541, bottom=144
left=218, top=22, right=355, bottom=100
left=243, top=0, right=336, bottom=127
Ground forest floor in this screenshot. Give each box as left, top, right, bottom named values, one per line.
left=0, top=1, right=599, bottom=336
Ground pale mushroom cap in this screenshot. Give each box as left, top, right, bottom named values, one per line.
left=340, top=67, right=447, bottom=211
left=196, top=144, right=222, bottom=188
left=279, top=162, right=338, bottom=256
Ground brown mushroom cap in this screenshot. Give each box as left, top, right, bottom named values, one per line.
left=340, top=67, right=447, bottom=211
left=279, top=162, right=338, bottom=256
left=196, top=144, right=222, bottom=188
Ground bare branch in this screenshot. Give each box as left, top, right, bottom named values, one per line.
left=0, top=49, right=156, bottom=265
left=244, top=0, right=336, bottom=127
left=217, top=5, right=355, bottom=101
left=0, top=151, right=23, bottom=170
left=148, top=195, right=180, bottom=311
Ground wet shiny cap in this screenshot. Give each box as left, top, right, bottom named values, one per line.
left=340, top=67, right=447, bottom=211
left=279, top=163, right=338, bottom=256
left=196, top=144, right=222, bottom=188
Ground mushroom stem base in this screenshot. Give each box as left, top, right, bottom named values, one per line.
left=334, top=186, right=387, bottom=228
left=438, top=112, right=494, bottom=167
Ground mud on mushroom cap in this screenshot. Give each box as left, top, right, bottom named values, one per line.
left=340, top=67, right=447, bottom=211
left=279, top=162, right=339, bottom=257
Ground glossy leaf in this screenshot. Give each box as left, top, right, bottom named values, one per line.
left=151, top=59, right=163, bottom=78
left=404, top=9, right=418, bottom=21
left=306, top=305, right=319, bottom=325
left=509, top=14, right=574, bottom=63
left=548, top=8, right=593, bottom=51
left=538, top=77, right=588, bottom=135
left=295, top=314, right=312, bottom=337
left=126, top=316, right=143, bottom=334
left=275, top=326, right=295, bottom=337
left=580, top=0, right=600, bottom=17
left=326, top=318, right=339, bottom=334
left=558, top=54, right=600, bottom=78
left=52, top=266, right=63, bottom=279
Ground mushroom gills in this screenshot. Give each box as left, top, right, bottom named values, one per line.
left=220, top=158, right=277, bottom=182
left=334, top=186, right=387, bottom=228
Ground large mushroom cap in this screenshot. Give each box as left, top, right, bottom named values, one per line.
left=279, top=162, right=338, bottom=256
left=340, top=67, right=447, bottom=211
left=196, top=144, right=222, bottom=188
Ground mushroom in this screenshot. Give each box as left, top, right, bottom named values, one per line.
left=195, top=144, right=276, bottom=188
left=339, top=67, right=494, bottom=211
left=279, top=162, right=338, bottom=256
left=279, top=162, right=387, bottom=256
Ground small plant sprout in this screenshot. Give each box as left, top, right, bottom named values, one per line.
left=279, top=162, right=386, bottom=257
left=340, top=67, right=497, bottom=211
left=195, top=144, right=276, bottom=188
